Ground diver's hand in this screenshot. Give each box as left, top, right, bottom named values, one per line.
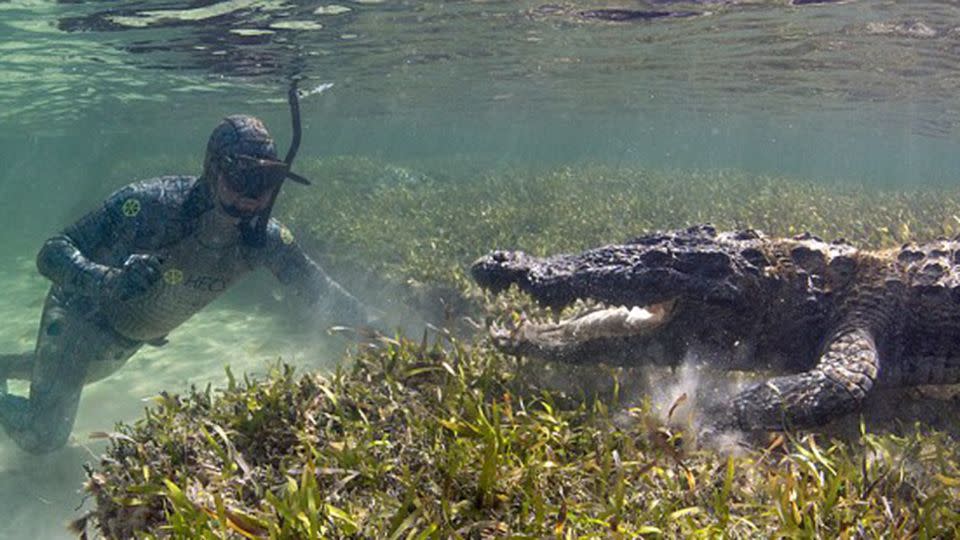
left=103, top=254, right=164, bottom=301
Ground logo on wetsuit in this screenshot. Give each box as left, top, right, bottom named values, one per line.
left=121, top=198, right=141, bottom=217
left=183, top=275, right=227, bottom=292
left=162, top=267, right=226, bottom=292
left=163, top=268, right=184, bottom=285
left=279, top=225, right=294, bottom=245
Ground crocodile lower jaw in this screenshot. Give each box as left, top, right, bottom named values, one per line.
left=490, top=300, right=676, bottom=350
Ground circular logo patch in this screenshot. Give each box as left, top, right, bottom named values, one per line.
left=163, top=268, right=184, bottom=285
left=121, top=198, right=141, bottom=217
left=280, top=226, right=295, bottom=245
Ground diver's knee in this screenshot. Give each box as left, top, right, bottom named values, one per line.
left=20, top=433, right=69, bottom=454
left=0, top=391, right=75, bottom=453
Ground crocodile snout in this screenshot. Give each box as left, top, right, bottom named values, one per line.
left=470, top=250, right=534, bottom=293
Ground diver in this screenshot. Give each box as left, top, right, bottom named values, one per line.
left=0, top=84, right=379, bottom=453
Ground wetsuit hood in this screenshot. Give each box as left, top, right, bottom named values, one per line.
left=203, top=114, right=283, bottom=195
left=201, top=83, right=310, bottom=246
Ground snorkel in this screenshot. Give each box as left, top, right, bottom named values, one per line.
left=236, top=79, right=312, bottom=247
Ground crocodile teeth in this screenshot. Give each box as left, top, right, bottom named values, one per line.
left=625, top=306, right=655, bottom=327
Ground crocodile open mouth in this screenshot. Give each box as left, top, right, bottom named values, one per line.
left=490, top=300, right=676, bottom=357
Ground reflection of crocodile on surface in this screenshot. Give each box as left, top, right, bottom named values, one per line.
left=471, top=224, right=960, bottom=436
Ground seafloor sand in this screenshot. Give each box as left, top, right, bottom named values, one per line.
left=0, top=254, right=346, bottom=539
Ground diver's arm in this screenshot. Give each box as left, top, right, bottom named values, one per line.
left=37, top=234, right=114, bottom=297
left=260, top=221, right=371, bottom=327
left=36, top=187, right=141, bottom=298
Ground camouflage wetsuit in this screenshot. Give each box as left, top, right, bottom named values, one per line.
left=0, top=165, right=369, bottom=454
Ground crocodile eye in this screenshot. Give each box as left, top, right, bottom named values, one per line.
left=733, top=229, right=761, bottom=241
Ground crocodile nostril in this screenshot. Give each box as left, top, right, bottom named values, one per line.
left=491, top=251, right=510, bottom=263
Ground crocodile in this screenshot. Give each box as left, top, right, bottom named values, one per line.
left=470, top=224, right=960, bottom=435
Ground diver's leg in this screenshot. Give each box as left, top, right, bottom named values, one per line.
left=0, top=300, right=84, bottom=453
left=0, top=352, right=34, bottom=395
left=0, top=296, right=139, bottom=453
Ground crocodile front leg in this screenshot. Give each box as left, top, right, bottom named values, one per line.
left=722, top=328, right=879, bottom=431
